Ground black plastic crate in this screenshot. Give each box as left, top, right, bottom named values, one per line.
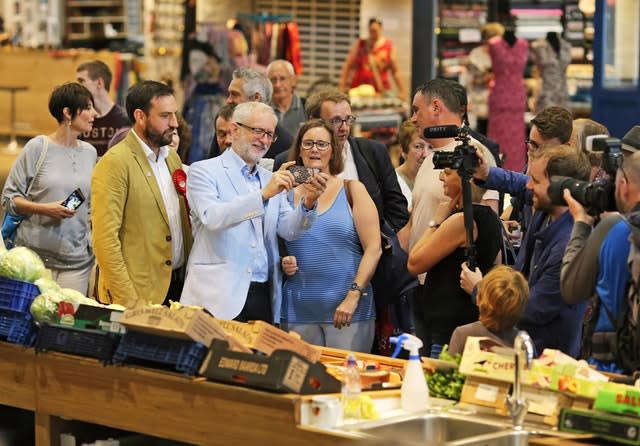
left=0, top=308, right=37, bottom=346
left=112, top=330, right=208, bottom=376
left=0, top=277, right=40, bottom=314
left=35, top=323, right=121, bottom=362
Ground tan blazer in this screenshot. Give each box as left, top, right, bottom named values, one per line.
left=91, top=131, right=192, bottom=306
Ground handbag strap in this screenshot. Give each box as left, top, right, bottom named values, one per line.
left=25, top=135, right=49, bottom=198
left=343, top=180, right=353, bottom=208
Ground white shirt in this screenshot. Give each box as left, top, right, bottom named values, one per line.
left=132, top=129, right=185, bottom=269
left=337, top=139, right=360, bottom=180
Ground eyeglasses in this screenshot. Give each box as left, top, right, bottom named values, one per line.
left=525, top=139, right=541, bottom=151
left=328, top=115, right=356, bottom=127
left=301, top=140, right=331, bottom=151
left=619, top=166, right=630, bottom=183
left=235, top=122, right=278, bottom=142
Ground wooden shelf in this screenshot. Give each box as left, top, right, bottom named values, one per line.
left=67, top=0, right=123, bottom=6
left=0, top=341, right=358, bottom=446
left=65, top=0, right=127, bottom=46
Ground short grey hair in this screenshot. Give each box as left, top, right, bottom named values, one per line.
left=232, top=101, right=278, bottom=127
left=232, top=68, right=273, bottom=103
left=266, top=59, right=295, bottom=77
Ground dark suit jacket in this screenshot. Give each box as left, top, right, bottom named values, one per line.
left=274, top=136, right=408, bottom=231
left=209, top=122, right=292, bottom=159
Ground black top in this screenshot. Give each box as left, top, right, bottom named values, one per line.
left=420, top=204, right=503, bottom=342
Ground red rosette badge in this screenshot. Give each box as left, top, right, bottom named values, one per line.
left=172, top=168, right=191, bottom=226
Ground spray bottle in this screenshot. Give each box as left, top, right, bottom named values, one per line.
left=390, top=333, right=429, bottom=412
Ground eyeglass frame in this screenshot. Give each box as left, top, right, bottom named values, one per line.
left=301, top=139, right=332, bottom=151
left=327, top=115, right=357, bottom=128
left=235, top=121, right=278, bottom=142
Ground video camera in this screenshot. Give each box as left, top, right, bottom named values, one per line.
left=548, top=137, right=623, bottom=215
left=424, top=125, right=478, bottom=176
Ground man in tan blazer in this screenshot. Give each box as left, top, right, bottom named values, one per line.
left=91, top=80, right=193, bottom=307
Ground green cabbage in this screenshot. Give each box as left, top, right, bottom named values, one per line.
left=0, top=247, right=46, bottom=282
left=30, top=290, right=64, bottom=323
left=35, top=277, right=61, bottom=295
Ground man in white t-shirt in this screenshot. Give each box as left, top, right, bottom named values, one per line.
left=399, top=78, right=499, bottom=252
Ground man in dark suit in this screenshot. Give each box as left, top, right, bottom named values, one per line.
left=223, top=68, right=292, bottom=160
left=274, top=89, right=408, bottom=231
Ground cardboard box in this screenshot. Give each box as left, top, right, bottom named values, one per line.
left=460, top=376, right=510, bottom=414
left=594, top=382, right=640, bottom=417
left=58, top=304, right=125, bottom=334
left=200, top=339, right=341, bottom=394
left=217, top=320, right=320, bottom=363
left=120, top=306, right=249, bottom=352
left=459, top=336, right=517, bottom=382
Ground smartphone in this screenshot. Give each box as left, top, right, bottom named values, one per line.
left=287, top=165, right=319, bottom=184
left=61, top=188, right=86, bottom=210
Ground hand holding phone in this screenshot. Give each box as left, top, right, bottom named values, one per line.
left=61, top=188, right=86, bottom=210
left=287, top=165, right=319, bottom=184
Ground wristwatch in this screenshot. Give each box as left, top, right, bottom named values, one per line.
left=350, top=282, right=368, bottom=297
left=428, top=220, right=440, bottom=229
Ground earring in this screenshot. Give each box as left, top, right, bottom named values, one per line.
left=68, top=120, right=72, bottom=127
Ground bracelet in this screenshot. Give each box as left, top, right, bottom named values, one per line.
left=349, top=282, right=368, bottom=297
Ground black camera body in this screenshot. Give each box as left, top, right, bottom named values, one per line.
left=427, top=125, right=479, bottom=175
left=548, top=137, right=623, bottom=215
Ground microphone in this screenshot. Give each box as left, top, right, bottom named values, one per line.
left=423, top=125, right=461, bottom=139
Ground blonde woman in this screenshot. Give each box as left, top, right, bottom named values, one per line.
left=448, top=265, right=529, bottom=355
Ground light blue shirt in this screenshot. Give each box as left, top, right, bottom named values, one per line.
left=238, top=160, right=268, bottom=283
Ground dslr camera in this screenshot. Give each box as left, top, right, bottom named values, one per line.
left=425, top=125, right=478, bottom=175
left=548, top=137, right=623, bottom=215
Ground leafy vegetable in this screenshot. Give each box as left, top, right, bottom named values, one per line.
left=35, top=277, right=61, bottom=295
left=30, top=290, right=64, bottom=323
left=0, top=247, right=46, bottom=282
left=426, top=344, right=466, bottom=401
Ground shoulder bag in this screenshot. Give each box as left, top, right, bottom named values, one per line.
left=1, top=136, right=49, bottom=249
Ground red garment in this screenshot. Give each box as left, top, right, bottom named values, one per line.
left=487, top=36, right=529, bottom=172
left=284, top=22, right=302, bottom=75
left=351, top=38, right=393, bottom=92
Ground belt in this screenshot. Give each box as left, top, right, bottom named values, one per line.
left=249, top=281, right=269, bottom=291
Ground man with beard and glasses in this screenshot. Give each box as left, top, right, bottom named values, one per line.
left=462, top=145, right=591, bottom=357
left=180, top=102, right=326, bottom=324
left=91, top=80, right=193, bottom=307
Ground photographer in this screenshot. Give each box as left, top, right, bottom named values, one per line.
left=561, top=131, right=640, bottom=373
left=462, top=145, right=591, bottom=357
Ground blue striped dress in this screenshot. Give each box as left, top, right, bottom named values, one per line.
left=281, top=187, right=375, bottom=324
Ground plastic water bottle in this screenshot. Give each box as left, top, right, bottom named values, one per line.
left=342, top=354, right=361, bottom=421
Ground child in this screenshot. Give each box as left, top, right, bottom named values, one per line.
left=448, top=265, right=529, bottom=355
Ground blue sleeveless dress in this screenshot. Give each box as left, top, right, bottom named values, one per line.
left=282, top=187, right=375, bottom=324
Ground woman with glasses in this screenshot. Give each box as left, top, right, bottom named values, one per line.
left=395, top=120, right=430, bottom=211
left=407, top=144, right=502, bottom=355
left=280, top=119, right=382, bottom=352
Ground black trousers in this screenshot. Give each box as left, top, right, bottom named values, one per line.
left=235, top=281, right=272, bottom=323
left=162, top=269, right=184, bottom=307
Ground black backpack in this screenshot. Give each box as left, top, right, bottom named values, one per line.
left=616, top=212, right=640, bottom=374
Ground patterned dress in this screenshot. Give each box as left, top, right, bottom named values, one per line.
left=487, top=36, right=529, bottom=172
left=531, top=37, right=572, bottom=114
left=350, top=38, right=394, bottom=93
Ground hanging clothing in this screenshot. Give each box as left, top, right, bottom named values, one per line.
left=487, top=35, right=529, bottom=172
left=531, top=36, right=572, bottom=114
